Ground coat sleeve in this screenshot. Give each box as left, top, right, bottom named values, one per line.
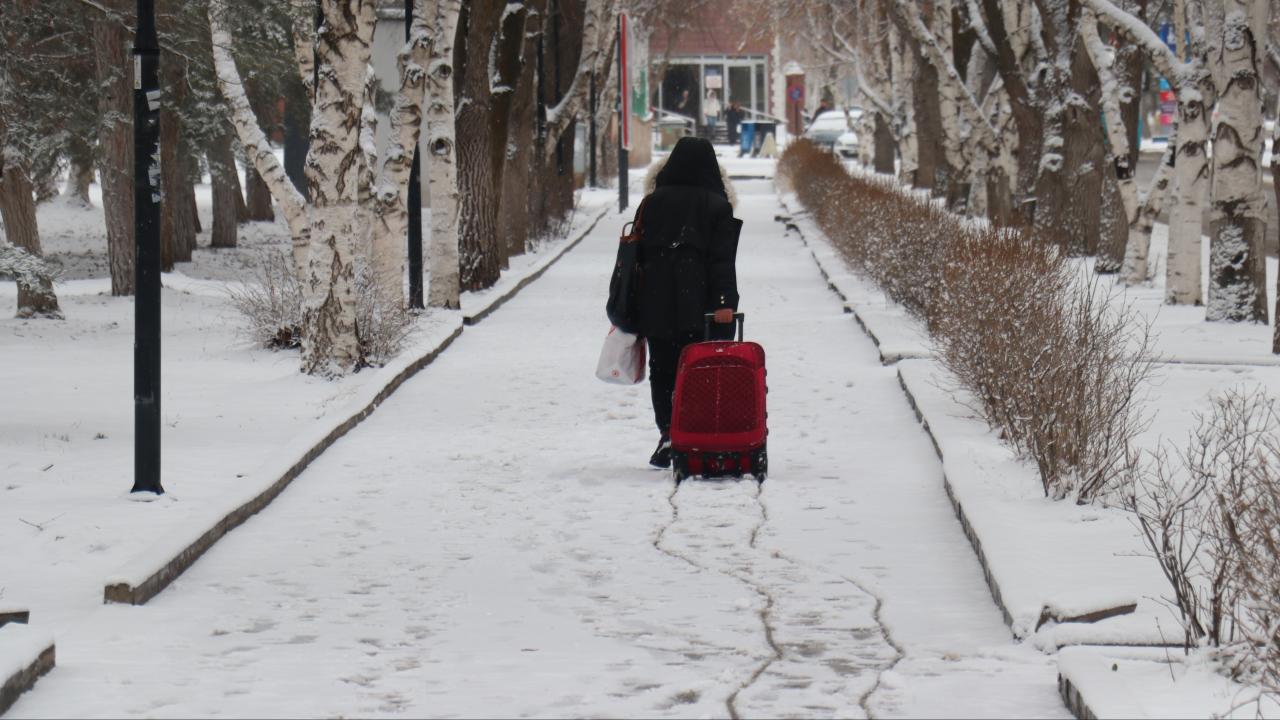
left=707, top=209, right=742, bottom=310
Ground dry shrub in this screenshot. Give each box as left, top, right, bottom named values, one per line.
left=227, top=250, right=304, bottom=349
left=228, top=250, right=412, bottom=368
left=1128, top=387, right=1280, bottom=699
left=780, top=139, right=1153, bottom=504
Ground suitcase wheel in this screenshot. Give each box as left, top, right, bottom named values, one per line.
left=751, top=446, right=768, bottom=483
left=672, top=451, right=689, bottom=485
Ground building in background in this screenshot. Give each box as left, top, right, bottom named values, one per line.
left=646, top=7, right=779, bottom=140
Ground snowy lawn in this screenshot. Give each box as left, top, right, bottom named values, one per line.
left=1, top=182, right=610, bottom=645
left=7, top=176, right=1066, bottom=718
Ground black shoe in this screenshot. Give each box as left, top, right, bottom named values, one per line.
left=649, top=435, right=672, bottom=469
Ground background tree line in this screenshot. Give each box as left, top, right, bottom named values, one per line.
left=0, top=0, right=649, bottom=375
left=765, top=0, right=1279, bottom=343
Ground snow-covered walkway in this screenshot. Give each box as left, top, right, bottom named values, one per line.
left=10, top=179, right=1066, bottom=718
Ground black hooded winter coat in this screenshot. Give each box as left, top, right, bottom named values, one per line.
left=635, top=138, right=743, bottom=340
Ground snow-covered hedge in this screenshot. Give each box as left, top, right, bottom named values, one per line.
left=779, top=141, right=1152, bottom=504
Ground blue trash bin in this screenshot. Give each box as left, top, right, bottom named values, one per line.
left=739, top=121, right=756, bottom=156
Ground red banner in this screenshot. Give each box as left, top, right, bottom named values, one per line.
left=619, top=13, right=630, bottom=151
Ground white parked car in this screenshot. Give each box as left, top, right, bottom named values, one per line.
left=804, top=109, right=861, bottom=158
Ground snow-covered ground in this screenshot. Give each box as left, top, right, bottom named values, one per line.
left=0, top=180, right=606, bottom=658
left=7, top=175, right=1066, bottom=717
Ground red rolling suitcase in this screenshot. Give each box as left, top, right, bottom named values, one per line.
left=669, top=313, right=768, bottom=484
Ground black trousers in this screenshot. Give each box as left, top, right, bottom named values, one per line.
left=647, top=333, right=699, bottom=435
left=647, top=324, right=734, bottom=434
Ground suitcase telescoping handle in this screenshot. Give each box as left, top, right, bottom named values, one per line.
left=704, top=312, right=745, bottom=341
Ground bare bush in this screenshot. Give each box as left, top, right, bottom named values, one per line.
left=353, top=265, right=414, bottom=367
left=780, top=140, right=1154, bottom=504
left=228, top=250, right=412, bottom=367
left=227, top=250, right=304, bottom=349
left=1128, top=387, right=1278, bottom=655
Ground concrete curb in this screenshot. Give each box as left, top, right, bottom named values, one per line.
left=103, top=200, right=612, bottom=606
left=0, top=627, right=54, bottom=717
left=894, top=369, right=1018, bottom=633
left=0, top=612, right=27, bottom=630
left=774, top=197, right=931, bottom=366
left=463, top=204, right=611, bottom=326
left=1058, top=672, right=1098, bottom=720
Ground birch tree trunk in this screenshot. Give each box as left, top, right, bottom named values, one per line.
left=210, top=1, right=310, bottom=276
left=369, top=11, right=429, bottom=310
left=889, top=22, right=918, bottom=185
left=426, top=0, right=463, bottom=310
left=92, top=8, right=135, bottom=296
left=1167, top=81, right=1211, bottom=305
left=357, top=66, right=381, bottom=287
left=1081, top=10, right=1138, bottom=224
left=934, top=0, right=970, bottom=207
left=1204, top=0, right=1268, bottom=322
left=1272, top=94, right=1280, bottom=349
left=0, top=153, right=61, bottom=318
left=1123, top=138, right=1175, bottom=283
left=1028, top=0, right=1083, bottom=253
left=299, top=0, right=375, bottom=375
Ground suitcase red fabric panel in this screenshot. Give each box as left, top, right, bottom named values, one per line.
left=670, top=341, right=767, bottom=453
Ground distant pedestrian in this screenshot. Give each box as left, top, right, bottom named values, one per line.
left=703, top=90, right=722, bottom=138
left=675, top=88, right=691, bottom=114
left=636, top=137, right=742, bottom=468
left=725, top=100, right=745, bottom=145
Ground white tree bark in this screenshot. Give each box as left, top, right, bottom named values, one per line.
left=1081, top=9, right=1137, bottom=223
left=889, top=0, right=1001, bottom=195
left=300, top=0, right=377, bottom=375
left=889, top=21, right=918, bottom=184
left=370, top=4, right=430, bottom=310
left=933, top=0, right=970, bottom=190
left=290, top=0, right=316, bottom=103
left=209, top=1, right=310, bottom=277
left=1204, top=0, right=1269, bottom=322
left=425, top=0, right=462, bottom=310
left=1081, top=0, right=1210, bottom=304
left=1124, top=139, right=1176, bottom=283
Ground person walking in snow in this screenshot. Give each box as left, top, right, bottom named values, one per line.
left=636, top=137, right=742, bottom=468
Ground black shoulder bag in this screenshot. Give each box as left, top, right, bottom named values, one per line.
left=606, top=197, right=649, bottom=333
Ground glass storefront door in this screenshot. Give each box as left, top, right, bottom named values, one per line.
left=728, top=66, right=752, bottom=112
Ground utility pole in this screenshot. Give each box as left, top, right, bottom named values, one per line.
left=406, top=0, right=424, bottom=309
left=617, top=13, right=629, bottom=212
left=133, top=0, right=163, bottom=494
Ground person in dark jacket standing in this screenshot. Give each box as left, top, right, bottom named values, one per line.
left=725, top=100, right=745, bottom=145
left=636, top=137, right=742, bottom=468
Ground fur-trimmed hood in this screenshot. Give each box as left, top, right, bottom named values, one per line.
left=644, top=149, right=737, bottom=209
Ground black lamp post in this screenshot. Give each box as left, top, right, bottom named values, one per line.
left=406, top=0, right=424, bottom=309
left=133, top=0, right=163, bottom=494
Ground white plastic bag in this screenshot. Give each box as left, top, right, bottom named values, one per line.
left=595, top=326, right=646, bottom=385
